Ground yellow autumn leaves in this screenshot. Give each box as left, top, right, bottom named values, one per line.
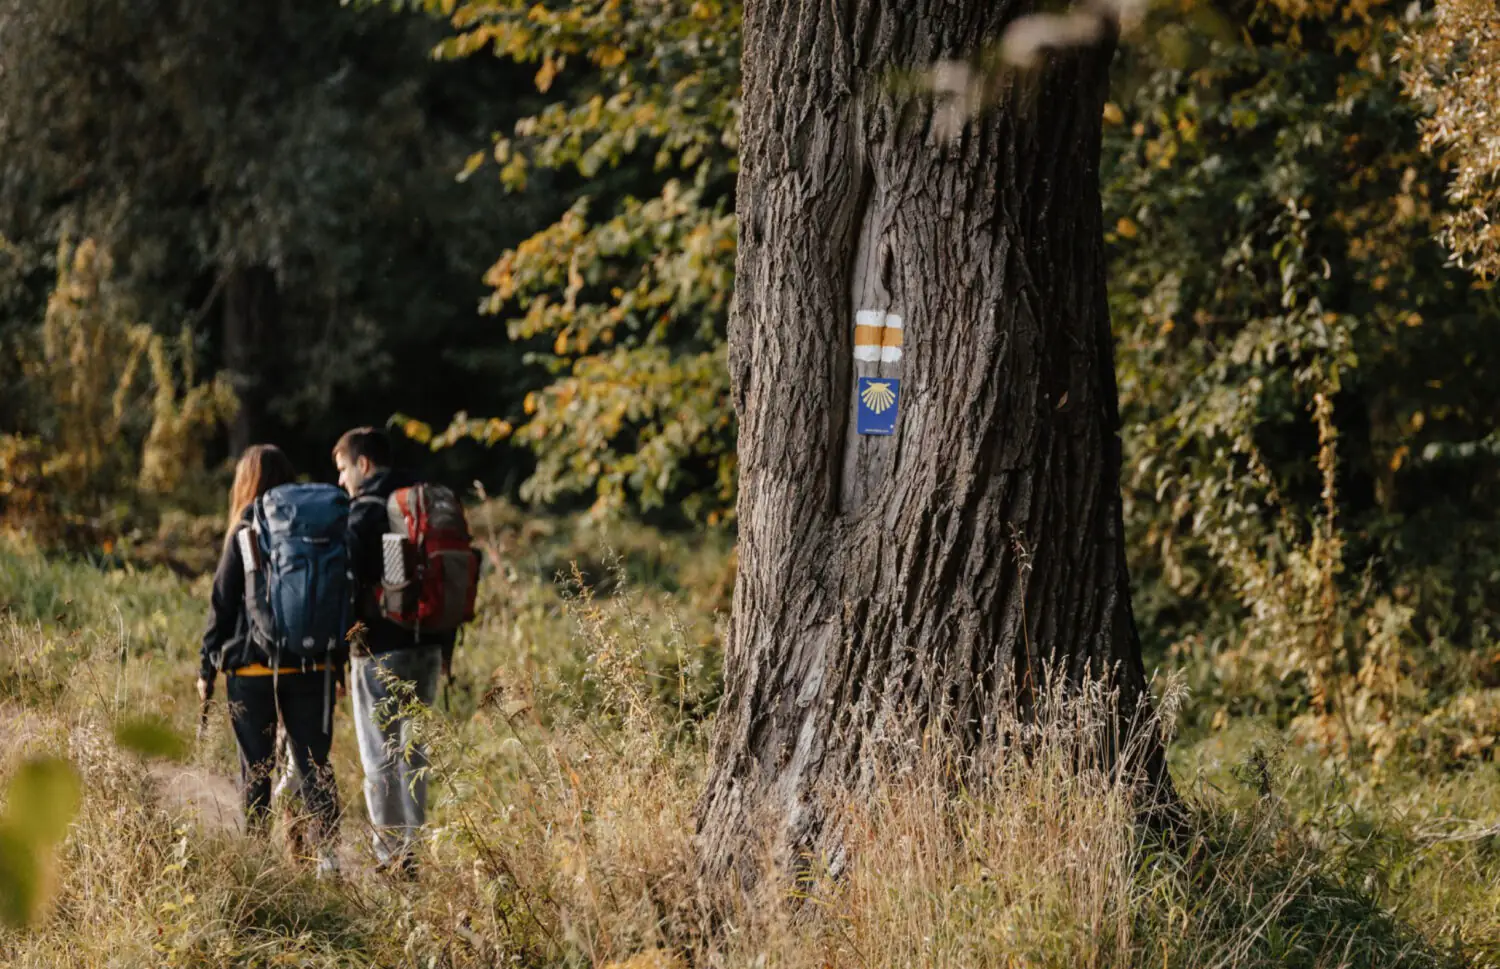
left=394, top=414, right=513, bottom=449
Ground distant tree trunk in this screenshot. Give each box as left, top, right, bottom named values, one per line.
left=222, top=266, right=278, bottom=455
left=696, top=0, right=1170, bottom=888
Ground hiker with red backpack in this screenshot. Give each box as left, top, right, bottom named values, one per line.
left=334, top=427, right=478, bottom=876
left=198, top=444, right=347, bottom=877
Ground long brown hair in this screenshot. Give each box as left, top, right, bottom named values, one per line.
left=226, top=444, right=296, bottom=537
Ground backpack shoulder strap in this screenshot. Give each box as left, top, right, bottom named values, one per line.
left=250, top=497, right=268, bottom=549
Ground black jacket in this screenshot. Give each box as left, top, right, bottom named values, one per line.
left=348, top=467, right=457, bottom=656
left=200, top=506, right=351, bottom=684
left=201, top=511, right=263, bottom=681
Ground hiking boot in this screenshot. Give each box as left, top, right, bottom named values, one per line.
left=374, top=852, right=418, bottom=881
left=281, top=804, right=310, bottom=860
left=315, top=848, right=341, bottom=882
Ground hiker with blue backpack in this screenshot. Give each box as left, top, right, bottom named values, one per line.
left=335, top=426, right=478, bottom=877
left=198, top=444, right=350, bottom=877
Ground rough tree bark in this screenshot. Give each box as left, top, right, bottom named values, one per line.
left=222, top=265, right=278, bottom=455
left=696, top=1, right=1169, bottom=887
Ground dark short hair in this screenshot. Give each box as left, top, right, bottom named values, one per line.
left=333, top=426, right=392, bottom=468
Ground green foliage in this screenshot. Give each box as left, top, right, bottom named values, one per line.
left=1109, top=0, right=1500, bottom=765
left=407, top=0, right=742, bottom=521
left=496, top=187, right=734, bottom=517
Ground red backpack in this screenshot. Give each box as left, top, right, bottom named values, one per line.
left=376, top=483, right=479, bottom=634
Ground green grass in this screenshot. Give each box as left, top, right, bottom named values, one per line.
left=1177, top=720, right=1500, bottom=963
left=0, top=513, right=1495, bottom=967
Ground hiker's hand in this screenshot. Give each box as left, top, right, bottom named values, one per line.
left=196, top=676, right=212, bottom=704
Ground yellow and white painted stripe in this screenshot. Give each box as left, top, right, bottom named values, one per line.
left=854, top=310, right=903, bottom=363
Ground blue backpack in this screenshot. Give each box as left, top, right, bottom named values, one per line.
left=239, top=483, right=352, bottom=663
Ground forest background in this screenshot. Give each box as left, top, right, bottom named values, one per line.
left=5, top=0, right=1500, bottom=965
left=6, top=0, right=1498, bottom=754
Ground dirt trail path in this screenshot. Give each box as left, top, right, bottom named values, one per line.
left=3, top=703, right=368, bottom=870
left=1, top=703, right=241, bottom=832
left=148, top=762, right=244, bottom=834
left=149, top=758, right=370, bottom=873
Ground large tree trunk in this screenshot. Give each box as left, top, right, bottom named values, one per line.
left=696, top=1, right=1168, bottom=888
left=222, top=266, right=278, bottom=455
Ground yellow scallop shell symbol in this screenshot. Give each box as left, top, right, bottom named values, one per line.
left=861, top=380, right=896, bottom=414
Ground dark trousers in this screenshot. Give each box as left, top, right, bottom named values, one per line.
left=225, top=670, right=340, bottom=844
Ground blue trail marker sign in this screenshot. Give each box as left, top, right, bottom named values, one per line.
left=856, top=377, right=900, bottom=436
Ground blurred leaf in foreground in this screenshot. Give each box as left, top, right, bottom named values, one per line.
left=0, top=757, right=80, bottom=928
left=114, top=716, right=190, bottom=763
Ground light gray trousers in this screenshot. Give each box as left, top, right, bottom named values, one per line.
left=351, top=646, right=441, bottom=864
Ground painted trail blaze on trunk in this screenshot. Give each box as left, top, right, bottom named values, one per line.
left=696, top=0, right=1170, bottom=888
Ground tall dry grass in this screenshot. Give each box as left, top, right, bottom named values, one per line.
left=0, top=530, right=1465, bottom=967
